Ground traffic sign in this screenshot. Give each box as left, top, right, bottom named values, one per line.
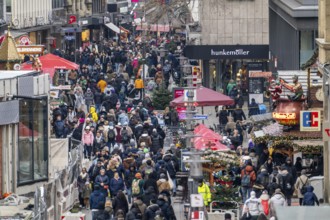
left=193, top=115, right=208, bottom=120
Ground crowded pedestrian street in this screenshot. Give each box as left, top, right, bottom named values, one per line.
left=0, top=1, right=330, bottom=220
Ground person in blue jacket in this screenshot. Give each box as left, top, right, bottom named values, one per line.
left=303, top=186, right=319, bottom=206
left=90, top=184, right=106, bottom=220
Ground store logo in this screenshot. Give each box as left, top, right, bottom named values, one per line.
left=211, top=49, right=250, bottom=56
left=68, top=15, right=77, bottom=24
left=300, top=111, right=321, bottom=131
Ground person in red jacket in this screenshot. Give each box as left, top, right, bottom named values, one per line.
left=241, top=161, right=256, bottom=202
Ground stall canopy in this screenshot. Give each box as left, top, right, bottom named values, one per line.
left=170, top=86, right=234, bottom=107
left=105, top=22, right=120, bottom=34
left=21, top=53, right=79, bottom=78
left=194, top=124, right=228, bottom=151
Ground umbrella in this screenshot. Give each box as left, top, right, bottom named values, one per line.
left=194, top=124, right=228, bottom=151
left=170, top=86, right=234, bottom=107
left=21, top=53, right=79, bottom=78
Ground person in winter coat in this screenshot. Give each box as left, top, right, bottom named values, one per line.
left=163, top=154, right=178, bottom=196
left=112, top=191, right=129, bottom=217
left=82, top=181, right=92, bottom=209
left=242, top=191, right=264, bottom=220
left=232, top=105, right=246, bottom=122
left=278, top=165, right=294, bottom=206
left=248, top=98, right=260, bottom=117
left=218, top=106, right=228, bottom=132
left=84, top=88, right=94, bottom=111
left=227, top=79, right=237, bottom=95
left=95, top=169, right=110, bottom=196
left=198, top=180, right=211, bottom=206
left=110, top=172, right=125, bottom=198
left=132, top=173, right=145, bottom=198
left=145, top=199, right=161, bottom=220
left=269, top=188, right=287, bottom=217
left=157, top=194, right=175, bottom=220
left=257, top=168, right=270, bottom=189
left=295, top=169, right=309, bottom=205
left=302, top=186, right=319, bottom=206
left=135, top=76, right=144, bottom=97
left=78, top=167, right=89, bottom=207
left=90, top=184, right=106, bottom=220
left=82, top=126, right=94, bottom=159
left=157, top=173, right=171, bottom=193
left=260, top=190, right=270, bottom=217
left=241, top=162, right=257, bottom=202
left=139, top=133, right=152, bottom=148
left=143, top=170, right=158, bottom=193
left=125, top=165, right=137, bottom=204
left=150, top=129, right=162, bottom=154
left=89, top=106, right=99, bottom=123
left=118, top=110, right=129, bottom=126
left=53, top=115, right=66, bottom=138
left=143, top=186, right=158, bottom=206
left=94, top=88, right=103, bottom=113
left=126, top=202, right=143, bottom=220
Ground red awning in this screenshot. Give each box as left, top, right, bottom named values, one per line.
left=194, top=124, right=228, bottom=151
left=20, top=53, right=79, bottom=78
left=136, top=24, right=170, bottom=32
left=170, top=86, right=234, bottom=107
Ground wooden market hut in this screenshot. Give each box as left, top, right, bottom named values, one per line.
left=0, top=30, right=21, bottom=70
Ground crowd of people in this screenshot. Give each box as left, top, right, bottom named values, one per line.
left=50, top=35, right=185, bottom=220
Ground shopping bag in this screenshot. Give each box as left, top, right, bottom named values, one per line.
left=167, top=171, right=174, bottom=190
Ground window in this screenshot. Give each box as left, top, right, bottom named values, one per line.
left=300, top=30, right=317, bottom=67
left=93, top=0, right=105, bottom=14
left=52, top=0, right=64, bottom=9
left=6, top=0, right=11, bottom=13
left=18, top=98, right=48, bottom=185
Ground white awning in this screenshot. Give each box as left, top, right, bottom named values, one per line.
left=105, top=22, right=120, bottom=34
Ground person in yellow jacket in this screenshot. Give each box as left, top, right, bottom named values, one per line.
left=134, top=76, right=144, bottom=98
left=198, top=180, right=212, bottom=206
left=89, top=106, right=98, bottom=123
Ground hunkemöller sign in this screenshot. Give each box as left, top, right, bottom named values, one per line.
left=184, top=45, right=269, bottom=59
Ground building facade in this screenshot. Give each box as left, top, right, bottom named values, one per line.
left=185, top=0, right=269, bottom=95
left=317, top=0, right=330, bottom=204
left=269, top=0, right=318, bottom=70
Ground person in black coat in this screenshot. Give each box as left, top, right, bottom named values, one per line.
left=143, top=171, right=159, bottom=194
left=143, top=186, right=158, bottom=206
left=248, top=98, right=260, bottom=117
left=232, top=105, right=246, bottom=122
left=218, top=106, right=228, bottom=132
left=145, top=200, right=161, bottom=220
left=156, top=195, right=175, bottom=220
left=112, top=191, right=129, bottom=217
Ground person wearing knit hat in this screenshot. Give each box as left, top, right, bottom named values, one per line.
left=132, top=173, right=144, bottom=197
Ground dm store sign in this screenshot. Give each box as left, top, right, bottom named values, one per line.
left=300, top=111, right=321, bottom=132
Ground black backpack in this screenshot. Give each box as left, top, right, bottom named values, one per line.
left=122, top=129, right=129, bottom=142
left=108, top=128, right=116, bottom=140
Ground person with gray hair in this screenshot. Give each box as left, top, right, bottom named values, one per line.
left=295, top=169, right=309, bottom=205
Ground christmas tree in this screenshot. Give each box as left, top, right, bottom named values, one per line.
left=152, top=87, right=172, bottom=110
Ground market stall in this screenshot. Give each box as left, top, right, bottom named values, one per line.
left=20, top=53, right=79, bottom=85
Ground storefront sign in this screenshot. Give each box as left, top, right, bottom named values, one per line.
left=272, top=112, right=296, bottom=120
left=183, top=45, right=269, bottom=60
left=173, top=88, right=186, bottom=120
left=68, top=15, right=77, bottom=25
left=17, top=45, right=44, bottom=54
left=18, top=35, right=31, bottom=45
left=249, top=71, right=272, bottom=78
left=300, top=111, right=321, bottom=132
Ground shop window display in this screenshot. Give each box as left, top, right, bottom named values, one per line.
left=18, top=98, right=48, bottom=185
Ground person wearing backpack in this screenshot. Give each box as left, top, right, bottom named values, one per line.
left=257, top=168, right=269, bottom=189
left=132, top=173, right=144, bottom=198
left=151, top=129, right=162, bottom=154
left=120, top=124, right=132, bottom=145
left=241, top=161, right=257, bottom=203
left=90, top=184, right=106, bottom=220
left=278, top=165, right=294, bottom=206
left=302, top=186, right=319, bottom=206
left=294, top=169, right=309, bottom=205
left=106, top=124, right=117, bottom=149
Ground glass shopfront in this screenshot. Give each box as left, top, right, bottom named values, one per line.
left=18, top=97, right=48, bottom=185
